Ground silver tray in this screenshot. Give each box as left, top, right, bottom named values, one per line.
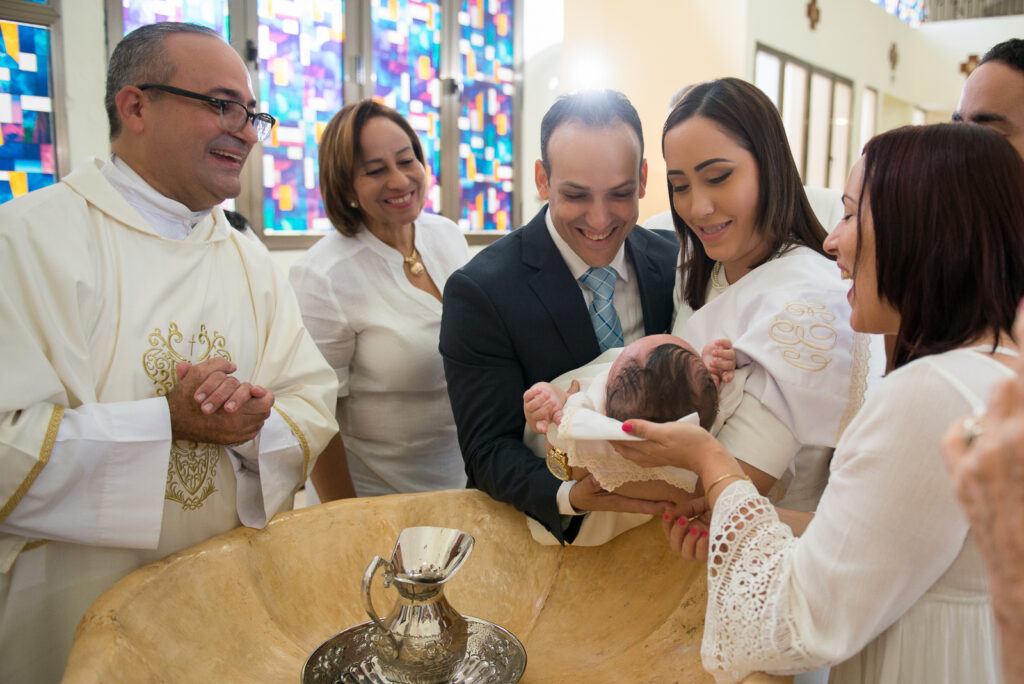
left=302, top=616, right=527, bottom=684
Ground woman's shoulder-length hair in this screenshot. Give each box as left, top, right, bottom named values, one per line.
left=318, top=99, right=426, bottom=236
left=862, top=123, right=1024, bottom=368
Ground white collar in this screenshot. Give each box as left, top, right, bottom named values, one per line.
left=544, top=206, right=630, bottom=282
left=102, top=156, right=212, bottom=240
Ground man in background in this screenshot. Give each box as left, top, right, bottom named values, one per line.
left=0, top=22, right=337, bottom=681
left=955, top=37, right=1024, bottom=160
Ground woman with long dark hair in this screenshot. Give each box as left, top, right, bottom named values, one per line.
left=664, top=78, right=870, bottom=524
left=616, top=123, right=1024, bottom=682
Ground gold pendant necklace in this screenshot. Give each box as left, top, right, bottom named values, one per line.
left=404, top=247, right=425, bottom=275
left=402, top=224, right=424, bottom=275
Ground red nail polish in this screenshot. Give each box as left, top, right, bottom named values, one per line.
left=663, top=513, right=671, bottom=521
left=700, top=530, right=708, bottom=538
left=689, top=526, right=699, bottom=536
left=622, top=421, right=633, bottom=433
left=677, top=517, right=686, bottom=526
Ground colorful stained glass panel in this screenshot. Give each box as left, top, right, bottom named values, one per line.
left=122, top=0, right=229, bottom=37
left=872, top=0, right=925, bottom=26
left=372, top=0, right=442, bottom=212
left=457, top=0, right=513, bottom=232
left=0, top=20, right=54, bottom=203
left=258, top=0, right=344, bottom=234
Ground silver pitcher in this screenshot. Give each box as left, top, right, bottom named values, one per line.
left=361, top=526, right=475, bottom=683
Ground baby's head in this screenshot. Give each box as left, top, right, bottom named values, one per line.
left=605, top=334, right=717, bottom=429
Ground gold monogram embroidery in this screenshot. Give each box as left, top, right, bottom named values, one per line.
left=768, top=301, right=838, bottom=371
left=143, top=323, right=232, bottom=510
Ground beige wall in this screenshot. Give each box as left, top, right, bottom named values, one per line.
left=551, top=0, right=1024, bottom=220
left=559, top=0, right=748, bottom=222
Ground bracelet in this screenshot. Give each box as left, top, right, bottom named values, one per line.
left=704, top=472, right=751, bottom=497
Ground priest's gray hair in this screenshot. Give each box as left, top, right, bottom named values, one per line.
left=105, top=22, right=222, bottom=141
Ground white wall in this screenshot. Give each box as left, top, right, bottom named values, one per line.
left=57, top=2, right=109, bottom=170
left=519, top=0, right=563, bottom=224
left=915, top=14, right=1024, bottom=111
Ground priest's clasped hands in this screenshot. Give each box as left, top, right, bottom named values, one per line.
left=166, top=357, right=274, bottom=444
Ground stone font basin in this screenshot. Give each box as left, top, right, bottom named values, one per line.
left=63, top=489, right=790, bottom=683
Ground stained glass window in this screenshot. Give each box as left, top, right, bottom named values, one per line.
left=122, top=0, right=229, bottom=37
left=0, top=20, right=54, bottom=203
left=457, top=0, right=514, bottom=232
left=371, top=0, right=442, bottom=212
left=257, top=0, right=344, bottom=234
left=872, top=0, right=925, bottom=26
left=112, top=0, right=517, bottom=235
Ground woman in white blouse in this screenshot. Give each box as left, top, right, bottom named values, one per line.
left=615, top=123, right=1024, bottom=683
left=290, top=100, right=469, bottom=499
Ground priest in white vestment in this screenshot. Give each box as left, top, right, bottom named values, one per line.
left=0, top=23, right=338, bottom=682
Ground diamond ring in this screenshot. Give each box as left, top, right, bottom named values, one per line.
left=961, top=414, right=985, bottom=446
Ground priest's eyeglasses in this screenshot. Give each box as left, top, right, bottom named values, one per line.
left=138, top=84, right=276, bottom=142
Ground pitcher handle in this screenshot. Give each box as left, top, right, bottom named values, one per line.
left=361, top=555, right=400, bottom=658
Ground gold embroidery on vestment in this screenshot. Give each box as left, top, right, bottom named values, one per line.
left=769, top=300, right=838, bottom=372
left=274, top=406, right=311, bottom=480
left=144, top=322, right=232, bottom=510
left=144, top=322, right=230, bottom=396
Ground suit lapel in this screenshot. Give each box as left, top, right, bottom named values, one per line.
left=521, top=210, right=601, bottom=367
left=626, top=230, right=674, bottom=335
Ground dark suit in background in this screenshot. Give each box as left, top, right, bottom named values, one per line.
left=439, top=207, right=677, bottom=543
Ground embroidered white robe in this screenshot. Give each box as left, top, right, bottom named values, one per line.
left=0, top=159, right=338, bottom=682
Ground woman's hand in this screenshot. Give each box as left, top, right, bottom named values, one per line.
left=611, top=418, right=720, bottom=470
left=661, top=496, right=711, bottom=562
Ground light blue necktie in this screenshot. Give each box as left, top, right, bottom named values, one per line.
left=579, top=266, right=624, bottom=352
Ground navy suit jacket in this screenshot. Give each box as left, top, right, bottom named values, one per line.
left=439, top=208, right=678, bottom=543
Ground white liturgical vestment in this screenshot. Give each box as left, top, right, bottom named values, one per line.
left=0, top=159, right=338, bottom=682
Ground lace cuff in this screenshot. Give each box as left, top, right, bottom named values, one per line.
left=702, top=480, right=811, bottom=682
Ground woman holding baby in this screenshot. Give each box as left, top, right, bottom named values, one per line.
left=661, top=78, right=874, bottom=532
left=616, top=117, right=1024, bottom=681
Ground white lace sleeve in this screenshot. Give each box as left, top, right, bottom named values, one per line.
left=702, top=480, right=813, bottom=683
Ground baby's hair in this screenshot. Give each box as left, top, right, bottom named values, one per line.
left=605, top=343, right=717, bottom=429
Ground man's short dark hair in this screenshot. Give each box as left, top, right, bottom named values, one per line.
left=980, top=38, right=1024, bottom=74
left=539, top=89, right=644, bottom=175
left=105, top=22, right=223, bottom=141
left=605, top=343, right=717, bottom=429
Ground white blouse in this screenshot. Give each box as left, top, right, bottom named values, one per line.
left=289, top=212, right=470, bottom=496
left=702, top=348, right=1008, bottom=684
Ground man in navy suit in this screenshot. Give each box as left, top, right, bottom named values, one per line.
left=440, top=90, right=678, bottom=544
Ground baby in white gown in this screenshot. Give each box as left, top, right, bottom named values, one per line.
left=524, top=334, right=733, bottom=499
